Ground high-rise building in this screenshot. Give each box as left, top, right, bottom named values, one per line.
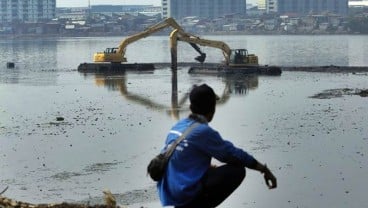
left=258, top=0, right=267, bottom=10
left=266, top=0, right=348, bottom=16
left=161, top=0, right=247, bottom=19
left=267, top=0, right=278, bottom=13
left=0, top=0, right=56, bottom=24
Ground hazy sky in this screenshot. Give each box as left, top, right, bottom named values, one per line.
left=57, top=0, right=258, bottom=7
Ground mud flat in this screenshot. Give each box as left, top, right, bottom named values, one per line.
left=2, top=66, right=368, bottom=208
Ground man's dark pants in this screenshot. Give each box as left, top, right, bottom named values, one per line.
left=175, top=164, right=246, bottom=208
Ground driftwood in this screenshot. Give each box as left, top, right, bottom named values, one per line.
left=0, top=188, right=125, bottom=208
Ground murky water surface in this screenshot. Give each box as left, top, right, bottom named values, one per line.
left=0, top=36, right=368, bottom=207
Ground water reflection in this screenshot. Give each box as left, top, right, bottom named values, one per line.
left=90, top=71, right=259, bottom=120
left=221, top=74, right=258, bottom=96
left=93, top=71, right=185, bottom=120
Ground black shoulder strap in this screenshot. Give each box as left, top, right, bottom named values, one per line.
left=165, top=122, right=200, bottom=157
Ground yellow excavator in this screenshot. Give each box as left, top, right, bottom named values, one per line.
left=169, top=28, right=258, bottom=67
left=168, top=28, right=282, bottom=75
left=93, top=17, right=206, bottom=64
left=79, top=18, right=280, bottom=75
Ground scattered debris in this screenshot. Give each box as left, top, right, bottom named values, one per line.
left=6, top=62, right=15, bottom=69
left=0, top=190, right=126, bottom=208
left=309, top=88, right=368, bottom=99
left=103, top=189, right=116, bottom=208
left=358, top=89, right=368, bottom=97
left=56, top=117, right=65, bottom=121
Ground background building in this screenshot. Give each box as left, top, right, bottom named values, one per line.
left=266, top=0, right=349, bottom=16
left=90, top=5, right=154, bottom=14
left=267, top=0, right=278, bottom=13
left=258, top=0, right=267, bottom=10
left=162, top=0, right=247, bottom=19
left=0, top=0, right=56, bottom=24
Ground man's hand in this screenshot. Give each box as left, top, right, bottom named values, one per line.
left=252, top=161, right=278, bottom=189
left=262, top=165, right=277, bottom=189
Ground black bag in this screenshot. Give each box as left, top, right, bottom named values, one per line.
left=147, top=122, right=200, bottom=181
left=147, top=153, right=169, bottom=181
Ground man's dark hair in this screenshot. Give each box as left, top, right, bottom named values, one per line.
left=189, top=84, right=217, bottom=115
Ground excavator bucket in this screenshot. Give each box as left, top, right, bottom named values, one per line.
left=195, top=53, right=206, bottom=63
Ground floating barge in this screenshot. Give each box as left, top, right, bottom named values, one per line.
left=77, top=62, right=155, bottom=73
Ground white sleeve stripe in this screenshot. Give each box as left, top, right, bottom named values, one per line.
left=169, top=130, right=182, bottom=136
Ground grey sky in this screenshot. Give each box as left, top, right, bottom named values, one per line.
left=57, top=0, right=257, bottom=7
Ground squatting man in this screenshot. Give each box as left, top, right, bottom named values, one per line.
left=157, top=84, right=277, bottom=208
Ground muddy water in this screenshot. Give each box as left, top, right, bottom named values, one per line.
left=1, top=37, right=368, bottom=207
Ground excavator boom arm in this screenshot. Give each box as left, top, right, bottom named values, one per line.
left=116, top=18, right=185, bottom=55
left=171, top=29, right=232, bottom=64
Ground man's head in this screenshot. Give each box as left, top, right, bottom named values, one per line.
left=189, top=84, right=218, bottom=122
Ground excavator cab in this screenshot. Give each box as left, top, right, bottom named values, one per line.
left=104, top=47, right=118, bottom=53
left=230, top=49, right=258, bottom=65
left=94, top=47, right=126, bottom=63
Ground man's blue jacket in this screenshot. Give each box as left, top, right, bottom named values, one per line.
left=157, top=117, right=257, bottom=206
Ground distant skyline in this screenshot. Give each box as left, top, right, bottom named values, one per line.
left=57, top=0, right=258, bottom=7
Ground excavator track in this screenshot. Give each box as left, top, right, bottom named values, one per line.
left=77, top=63, right=155, bottom=73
